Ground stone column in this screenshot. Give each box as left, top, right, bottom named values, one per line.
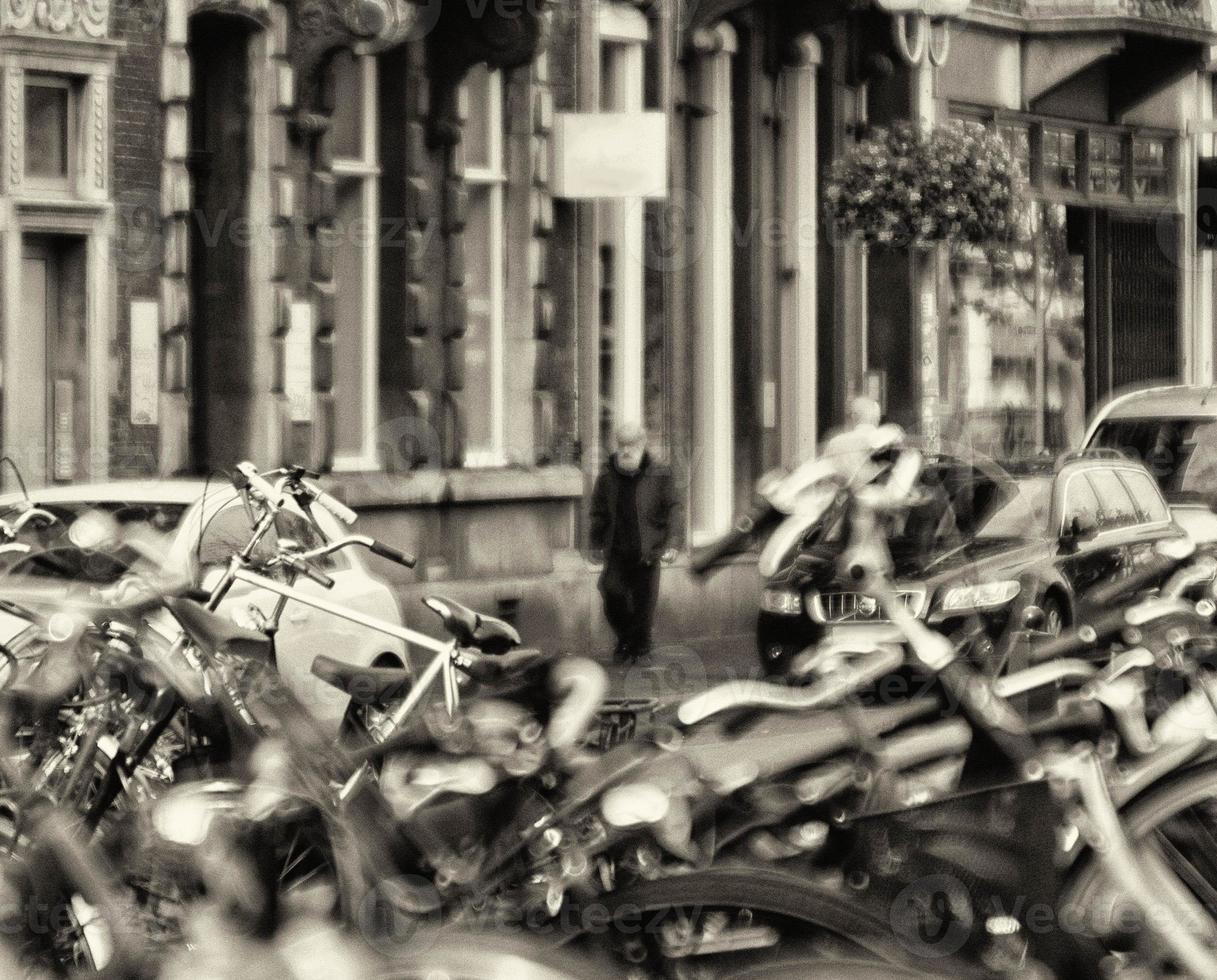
left=689, top=22, right=736, bottom=538
left=779, top=33, right=822, bottom=467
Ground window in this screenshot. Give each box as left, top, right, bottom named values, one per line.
left=1133, top=138, right=1169, bottom=197
left=1118, top=469, right=1170, bottom=525
left=1089, top=132, right=1126, bottom=196
left=196, top=502, right=348, bottom=575
left=597, top=21, right=648, bottom=455
left=1042, top=127, right=1079, bottom=191
left=945, top=202, right=1087, bottom=457
left=25, top=76, right=74, bottom=185
left=330, top=53, right=380, bottom=471
left=1063, top=475, right=1102, bottom=533
left=461, top=64, right=506, bottom=467
left=1085, top=471, right=1138, bottom=530
left=1091, top=418, right=1217, bottom=498
left=273, top=510, right=350, bottom=571
left=956, top=111, right=1174, bottom=203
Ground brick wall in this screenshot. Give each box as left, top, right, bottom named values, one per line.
left=109, top=0, right=165, bottom=477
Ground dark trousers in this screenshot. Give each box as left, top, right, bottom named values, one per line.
left=599, top=555, right=661, bottom=655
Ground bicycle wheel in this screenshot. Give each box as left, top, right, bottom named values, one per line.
left=558, top=864, right=965, bottom=979
left=1063, top=758, right=1217, bottom=925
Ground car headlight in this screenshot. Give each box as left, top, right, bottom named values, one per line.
left=761, top=588, right=803, bottom=616
left=938, top=581, right=1021, bottom=612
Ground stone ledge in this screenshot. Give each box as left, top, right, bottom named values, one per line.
left=324, top=465, right=585, bottom=509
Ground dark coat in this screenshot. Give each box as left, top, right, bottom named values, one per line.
left=590, top=453, right=681, bottom=563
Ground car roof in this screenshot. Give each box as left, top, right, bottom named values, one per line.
left=0, top=480, right=216, bottom=509
left=1055, top=455, right=1153, bottom=478
left=1089, top=385, right=1217, bottom=428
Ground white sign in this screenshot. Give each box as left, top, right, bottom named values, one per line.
left=130, top=300, right=159, bottom=426
left=552, top=112, right=668, bottom=199
left=286, top=302, right=313, bottom=423
left=53, top=379, right=74, bottom=481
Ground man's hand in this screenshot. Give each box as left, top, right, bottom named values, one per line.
left=661, top=548, right=678, bottom=565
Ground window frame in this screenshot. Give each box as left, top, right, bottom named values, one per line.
left=23, top=74, right=77, bottom=193
left=949, top=103, right=1177, bottom=207
left=328, top=54, right=381, bottom=473
left=1113, top=467, right=1173, bottom=528
left=459, top=65, right=507, bottom=469
left=1083, top=469, right=1140, bottom=531
left=1058, top=470, right=1103, bottom=536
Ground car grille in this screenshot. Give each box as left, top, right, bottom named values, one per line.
left=810, top=589, right=925, bottom=624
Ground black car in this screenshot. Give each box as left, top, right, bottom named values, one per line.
left=756, top=450, right=1185, bottom=676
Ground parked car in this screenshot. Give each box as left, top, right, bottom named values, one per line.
left=756, top=451, right=1184, bottom=676
left=1083, top=383, right=1217, bottom=543
left=0, top=481, right=409, bottom=733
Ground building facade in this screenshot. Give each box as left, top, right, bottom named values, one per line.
left=0, top=0, right=1213, bottom=661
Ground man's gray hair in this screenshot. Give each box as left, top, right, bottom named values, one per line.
left=615, top=421, right=647, bottom=446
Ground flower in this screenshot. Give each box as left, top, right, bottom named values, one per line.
left=825, top=120, right=1018, bottom=247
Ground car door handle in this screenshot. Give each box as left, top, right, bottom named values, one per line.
left=288, top=608, right=311, bottom=626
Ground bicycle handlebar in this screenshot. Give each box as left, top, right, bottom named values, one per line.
left=235, top=461, right=288, bottom=511
left=299, top=477, right=358, bottom=525
left=1028, top=597, right=1197, bottom=665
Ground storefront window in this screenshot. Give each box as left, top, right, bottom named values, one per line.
left=944, top=202, right=1086, bottom=458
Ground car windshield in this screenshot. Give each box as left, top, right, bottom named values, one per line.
left=818, top=459, right=1040, bottom=555
left=884, top=462, right=1040, bottom=558
left=972, top=476, right=1052, bottom=540
left=1090, top=418, right=1217, bottom=500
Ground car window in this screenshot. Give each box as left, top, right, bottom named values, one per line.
left=196, top=502, right=275, bottom=570
left=1085, top=471, right=1139, bottom=531
left=273, top=511, right=349, bottom=572
left=1091, top=418, right=1217, bottom=499
left=195, top=502, right=349, bottom=574
left=1117, top=469, right=1171, bottom=525
left=1062, top=474, right=1102, bottom=532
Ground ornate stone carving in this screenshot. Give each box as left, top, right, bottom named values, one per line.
left=3, top=0, right=109, bottom=38
left=7, top=68, right=21, bottom=189
left=426, top=0, right=545, bottom=145
left=93, top=79, right=105, bottom=187
left=292, top=0, right=421, bottom=109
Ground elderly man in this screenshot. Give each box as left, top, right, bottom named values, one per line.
left=590, top=423, right=680, bottom=664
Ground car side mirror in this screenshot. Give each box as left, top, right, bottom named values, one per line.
left=1060, top=513, right=1098, bottom=551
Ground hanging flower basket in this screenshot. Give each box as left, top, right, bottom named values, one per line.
left=825, top=120, right=1018, bottom=249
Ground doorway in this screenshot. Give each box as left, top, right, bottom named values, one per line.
left=187, top=13, right=255, bottom=472
left=7, top=236, right=89, bottom=486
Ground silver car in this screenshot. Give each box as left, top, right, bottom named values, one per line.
left=1084, top=384, right=1217, bottom=544
left=0, top=480, right=410, bottom=733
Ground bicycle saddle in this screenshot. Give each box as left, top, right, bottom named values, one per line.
left=422, top=596, right=520, bottom=654
left=310, top=654, right=412, bottom=705
left=166, top=597, right=273, bottom=663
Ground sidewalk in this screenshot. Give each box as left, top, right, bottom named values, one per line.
left=591, top=633, right=759, bottom=705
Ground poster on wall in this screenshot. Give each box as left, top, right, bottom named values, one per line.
left=286, top=302, right=313, bottom=423
left=130, top=300, right=159, bottom=426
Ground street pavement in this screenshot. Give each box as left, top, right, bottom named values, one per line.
left=592, top=633, right=758, bottom=705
